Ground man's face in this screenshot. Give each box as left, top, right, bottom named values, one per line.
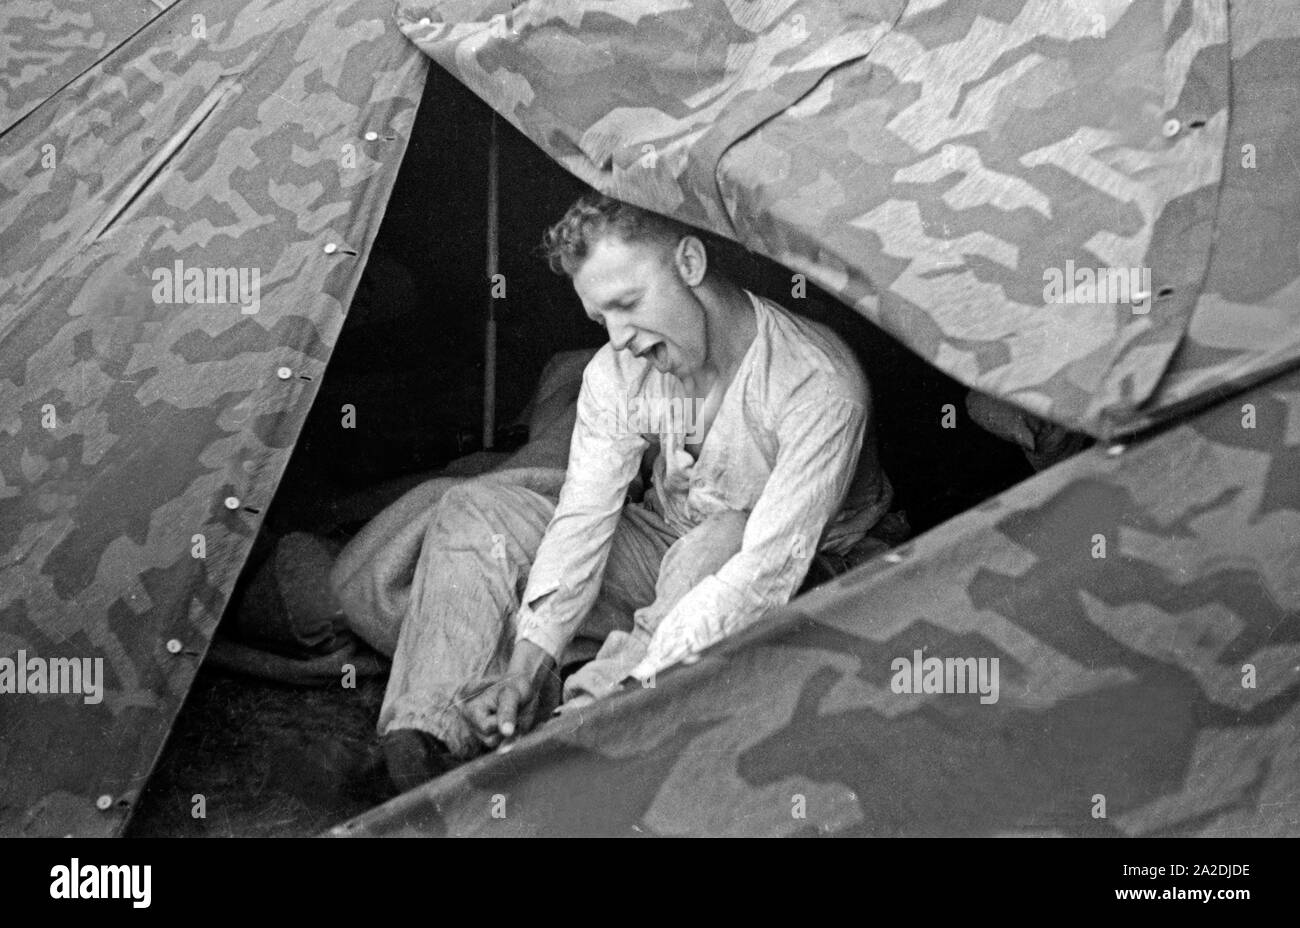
left=572, top=234, right=707, bottom=380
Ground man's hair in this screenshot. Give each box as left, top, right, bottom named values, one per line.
left=542, top=191, right=738, bottom=278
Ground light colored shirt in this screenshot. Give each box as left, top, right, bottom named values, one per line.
left=516, top=291, right=892, bottom=678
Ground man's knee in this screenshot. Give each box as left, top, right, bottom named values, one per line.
left=435, top=480, right=505, bottom=522
left=431, top=480, right=534, bottom=540
left=696, top=509, right=748, bottom=545
left=430, top=480, right=552, bottom=568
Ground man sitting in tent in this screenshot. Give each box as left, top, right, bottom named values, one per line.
left=364, top=192, right=895, bottom=788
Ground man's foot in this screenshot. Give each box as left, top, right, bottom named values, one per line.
left=381, top=729, right=456, bottom=793
left=339, top=741, right=397, bottom=805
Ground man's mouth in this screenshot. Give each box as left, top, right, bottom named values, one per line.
left=637, top=342, right=666, bottom=366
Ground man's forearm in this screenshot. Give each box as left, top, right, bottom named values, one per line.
left=515, top=594, right=571, bottom=660
left=518, top=513, right=641, bottom=668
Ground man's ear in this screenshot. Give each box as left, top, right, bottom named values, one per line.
left=673, top=235, right=708, bottom=287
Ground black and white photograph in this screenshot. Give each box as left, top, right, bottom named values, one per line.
left=0, top=0, right=1294, bottom=886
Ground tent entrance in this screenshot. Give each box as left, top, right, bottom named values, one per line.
left=124, top=68, right=1046, bottom=837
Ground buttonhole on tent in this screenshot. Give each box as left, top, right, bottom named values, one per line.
left=243, top=506, right=261, bottom=514
left=298, top=374, right=313, bottom=381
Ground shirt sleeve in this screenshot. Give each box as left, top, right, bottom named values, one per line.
left=515, top=356, right=648, bottom=659
left=630, top=394, right=867, bottom=680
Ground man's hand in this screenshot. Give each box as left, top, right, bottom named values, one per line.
left=463, top=640, right=556, bottom=749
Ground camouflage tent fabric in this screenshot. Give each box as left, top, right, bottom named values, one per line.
left=0, top=0, right=182, bottom=136
left=336, top=364, right=1300, bottom=837
left=396, top=0, right=1300, bottom=438
left=0, top=0, right=425, bottom=836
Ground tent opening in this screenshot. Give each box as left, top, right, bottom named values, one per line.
left=125, top=65, right=1050, bottom=837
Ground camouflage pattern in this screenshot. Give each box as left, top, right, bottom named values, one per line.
left=397, top=0, right=1300, bottom=438
left=0, top=0, right=425, bottom=836
left=1136, top=1, right=1300, bottom=428
left=335, top=365, right=1300, bottom=837
left=0, top=1, right=180, bottom=136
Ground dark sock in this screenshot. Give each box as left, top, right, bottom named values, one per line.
left=381, top=729, right=456, bottom=793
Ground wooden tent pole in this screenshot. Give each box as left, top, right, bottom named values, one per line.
left=482, top=114, right=499, bottom=450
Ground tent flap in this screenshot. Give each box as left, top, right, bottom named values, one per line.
left=398, top=0, right=1300, bottom=437
left=0, top=0, right=425, bottom=837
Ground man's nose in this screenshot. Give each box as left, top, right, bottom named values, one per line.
left=606, top=318, right=635, bottom=352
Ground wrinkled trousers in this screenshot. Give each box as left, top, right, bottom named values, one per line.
left=345, top=471, right=746, bottom=758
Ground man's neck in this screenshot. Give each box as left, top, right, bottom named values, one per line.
left=692, top=278, right=757, bottom=391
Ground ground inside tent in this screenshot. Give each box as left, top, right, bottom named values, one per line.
left=124, top=70, right=1040, bottom=837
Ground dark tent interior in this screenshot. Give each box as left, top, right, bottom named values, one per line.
left=126, top=66, right=1042, bottom=836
